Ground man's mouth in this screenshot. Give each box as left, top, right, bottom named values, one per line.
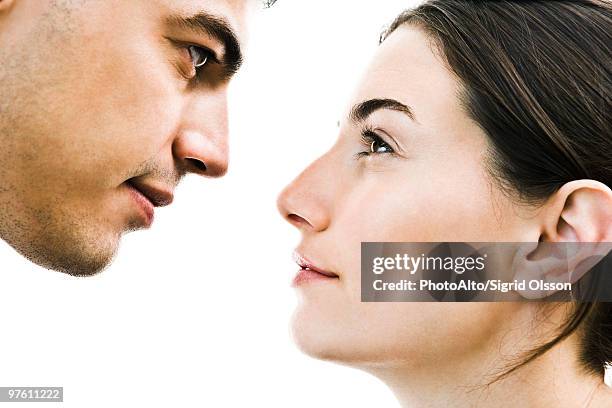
left=127, top=179, right=174, bottom=207
left=292, top=251, right=339, bottom=286
left=125, top=179, right=174, bottom=227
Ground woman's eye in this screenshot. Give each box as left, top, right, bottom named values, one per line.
left=370, top=137, right=393, bottom=154
left=188, top=45, right=212, bottom=69
left=360, top=130, right=395, bottom=156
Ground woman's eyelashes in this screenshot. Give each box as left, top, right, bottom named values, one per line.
left=356, top=128, right=396, bottom=159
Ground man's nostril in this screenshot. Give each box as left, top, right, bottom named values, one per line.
left=187, top=158, right=207, bottom=172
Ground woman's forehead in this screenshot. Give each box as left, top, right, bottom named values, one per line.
left=352, top=26, right=465, bottom=132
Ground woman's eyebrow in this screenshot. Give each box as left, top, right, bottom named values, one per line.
left=350, top=98, right=417, bottom=123
left=166, top=11, right=243, bottom=80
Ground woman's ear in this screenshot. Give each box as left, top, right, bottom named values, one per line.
left=543, top=180, right=612, bottom=242
left=512, top=180, right=612, bottom=299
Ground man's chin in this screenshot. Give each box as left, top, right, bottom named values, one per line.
left=50, top=255, right=114, bottom=277
left=14, top=232, right=120, bottom=277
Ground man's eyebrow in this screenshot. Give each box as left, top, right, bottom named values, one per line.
left=167, top=12, right=243, bottom=79
left=350, top=98, right=416, bottom=123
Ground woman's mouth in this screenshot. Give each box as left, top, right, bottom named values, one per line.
left=292, top=252, right=339, bottom=287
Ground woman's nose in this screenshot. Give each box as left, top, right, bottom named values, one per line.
left=277, top=156, right=333, bottom=233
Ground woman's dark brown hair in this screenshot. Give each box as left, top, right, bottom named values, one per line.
left=383, top=0, right=611, bottom=380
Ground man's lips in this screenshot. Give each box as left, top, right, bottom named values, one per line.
left=292, top=251, right=339, bottom=286
left=127, top=180, right=174, bottom=207
left=125, top=179, right=174, bottom=227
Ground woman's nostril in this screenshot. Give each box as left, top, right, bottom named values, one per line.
left=288, top=213, right=305, bottom=225
left=187, top=158, right=207, bottom=172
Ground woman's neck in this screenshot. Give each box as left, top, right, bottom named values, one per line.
left=368, top=334, right=611, bottom=407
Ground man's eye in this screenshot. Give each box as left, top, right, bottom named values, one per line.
left=188, top=45, right=212, bottom=69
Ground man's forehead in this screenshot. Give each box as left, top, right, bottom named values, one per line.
left=157, top=0, right=251, bottom=37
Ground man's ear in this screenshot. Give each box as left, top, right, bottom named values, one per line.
left=512, top=180, right=612, bottom=299
left=0, top=0, right=16, bottom=13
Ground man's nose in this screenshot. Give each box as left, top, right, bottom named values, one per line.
left=172, top=93, right=229, bottom=178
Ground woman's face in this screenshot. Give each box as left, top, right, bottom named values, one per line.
left=277, top=26, right=538, bottom=369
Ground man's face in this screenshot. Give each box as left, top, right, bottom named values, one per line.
left=0, top=0, right=249, bottom=275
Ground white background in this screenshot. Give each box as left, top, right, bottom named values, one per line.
left=0, top=1, right=415, bottom=407
left=1, top=1, right=610, bottom=407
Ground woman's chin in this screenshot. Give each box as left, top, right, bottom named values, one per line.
left=290, top=307, right=349, bottom=362
left=290, top=306, right=385, bottom=365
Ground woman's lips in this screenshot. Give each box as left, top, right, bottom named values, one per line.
left=293, top=269, right=338, bottom=286
left=292, top=252, right=339, bottom=287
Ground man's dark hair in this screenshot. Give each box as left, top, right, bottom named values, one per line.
left=383, top=0, right=611, bottom=383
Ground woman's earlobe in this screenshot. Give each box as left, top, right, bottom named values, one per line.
left=511, top=240, right=611, bottom=299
